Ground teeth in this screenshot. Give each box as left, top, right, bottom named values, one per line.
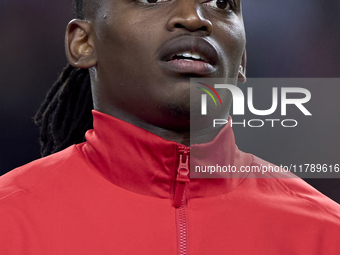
left=182, top=52, right=193, bottom=58
left=191, top=52, right=201, bottom=60
left=174, top=51, right=204, bottom=61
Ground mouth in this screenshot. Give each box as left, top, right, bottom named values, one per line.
left=166, top=51, right=209, bottom=63
left=158, top=36, right=218, bottom=75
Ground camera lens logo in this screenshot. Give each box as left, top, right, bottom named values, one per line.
left=196, top=82, right=222, bottom=115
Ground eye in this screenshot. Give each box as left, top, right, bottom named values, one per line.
left=137, top=0, right=168, bottom=3
left=205, top=0, right=232, bottom=10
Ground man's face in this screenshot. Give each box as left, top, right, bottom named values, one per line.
left=89, top=0, right=246, bottom=130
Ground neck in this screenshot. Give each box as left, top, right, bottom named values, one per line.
left=137, top=124, right=226, bottom=146
left=95, top=107, right=228, bottom=146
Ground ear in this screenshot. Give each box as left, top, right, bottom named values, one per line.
left=65, top=19, right=97, bottom=69
left=238, top=49, right=247, bottom=83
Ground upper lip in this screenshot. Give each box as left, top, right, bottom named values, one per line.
left=158, top=36, right=218, bottom=66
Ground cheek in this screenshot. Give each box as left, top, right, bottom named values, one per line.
left=91, top=17, right=166, bottom=102
left=94, top=17, right=163, bottom=74
left=215, top=19, right=246, bottom=60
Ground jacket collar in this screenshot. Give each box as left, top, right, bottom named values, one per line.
left=81, top=110, right=252, bottom=201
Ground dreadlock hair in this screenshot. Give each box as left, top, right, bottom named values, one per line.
left=34, top=0, right=92, bottom=157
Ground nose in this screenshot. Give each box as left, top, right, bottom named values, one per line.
left=166, top=0, right=213, bottom=35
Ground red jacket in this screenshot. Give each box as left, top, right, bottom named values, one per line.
left=0, top=110, right=339, bottom=254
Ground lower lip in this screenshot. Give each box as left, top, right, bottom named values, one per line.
left=160, top=59, right=216, bottom=75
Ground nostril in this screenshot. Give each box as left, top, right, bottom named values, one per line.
left=174, top=24, right=185, bottom=29
left=174, top=23, right=208, bottom=32
left=199, top=26, right=208, bottom=32
left=167, top=9, right=213, bottom=35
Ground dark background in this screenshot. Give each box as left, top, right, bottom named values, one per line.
left=1, top=0, right=339, bottom=202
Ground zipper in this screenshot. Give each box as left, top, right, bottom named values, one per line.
left=176, top=199, right=188, bottom=255
left=174, top=146, right=190, bottom=255
left=173, top=146, right=190, bottom=207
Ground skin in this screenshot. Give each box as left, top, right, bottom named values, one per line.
left=66, top=0, right=246, bottom=146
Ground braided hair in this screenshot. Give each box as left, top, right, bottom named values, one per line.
left=34, top=0, right=93, bottom=157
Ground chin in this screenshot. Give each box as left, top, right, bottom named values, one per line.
left=149, top=102, right=190, bottom=131
left=165, top=102, right=191, bottom=120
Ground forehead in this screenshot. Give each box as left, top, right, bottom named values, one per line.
left=85, top=0, right=243, bottom=19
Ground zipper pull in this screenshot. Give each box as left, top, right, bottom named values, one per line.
left=173, top=147, right=190, bottom=208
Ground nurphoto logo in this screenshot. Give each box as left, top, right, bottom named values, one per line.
left=194, top=79, right=312, bottom=128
